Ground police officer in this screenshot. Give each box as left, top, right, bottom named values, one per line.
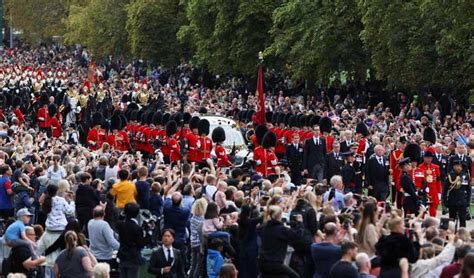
left=443, top=160, right=471, bottom=227
left=399, top=158, right=420, bottom=216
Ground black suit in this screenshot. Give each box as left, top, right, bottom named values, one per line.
left=286, top=143, right=304, bottom=185
left=340, top=140, right=353, bottom=153
left=117, top=218, right=149, bottom=277
left=325, top=151, right=344, bottom=180
left=365, top=155, right=390, bottom=201
left=148, top=246, right=186, bottom=278
left=303, top=137, right=327, bottom=182
left=400, top=171, right=419, bottom=215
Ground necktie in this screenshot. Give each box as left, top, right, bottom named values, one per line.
left=437, top=154, right=441, bottom=161
left=460, top=155, right=464, bottom=161
left=295, top=144, right=298, bottom=149
left=378, top=157, right=383, bottom=165
left=167, top=248, right=172, bottom=264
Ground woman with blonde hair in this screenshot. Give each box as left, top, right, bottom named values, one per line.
left=189, top=198, right=208, bottom=278
left=53, top=231, right=94, bottom=277
left=56, top=179, right=71, bottom=197
left=93, top=263, right=110, bottom=278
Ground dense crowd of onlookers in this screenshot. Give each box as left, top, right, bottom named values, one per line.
left=0, top=44, right=472, bottom=278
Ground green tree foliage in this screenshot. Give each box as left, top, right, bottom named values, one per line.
left=4, top=0, right=86, bottom=44
left=178, top=0, right=278, bottom=75
left=126, top=0, right=187, bottom=66
left=64, top=0, right=130, bottom=58
left=267, top=0, right=369, bottom=84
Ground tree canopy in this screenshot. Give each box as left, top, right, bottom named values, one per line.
left=4, top=0, right=473, bottom=96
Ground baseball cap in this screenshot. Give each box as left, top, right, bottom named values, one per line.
left=17, top=208, right=33, bottom=218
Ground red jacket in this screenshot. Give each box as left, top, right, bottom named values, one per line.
left=390, top=149, right=404, bottom=191
left=37, top=107, right=51, bottom=128
left=254, top=146, right=278, bottom=176
left=50, top=117, right=62, bottom=138
left=13, top=108, right=24, bottom=124
left=186, top=132, right=199, bottom=163
left=215, top=144, right=231, bottom=167
left=167, top=137, right=181, bottom=162
left=197, top=136, right=212, bottom=162
left=87, top=127, right=107, bottom=150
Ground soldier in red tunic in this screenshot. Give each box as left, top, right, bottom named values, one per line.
left=186, top=116, right=200, bottom=164
left=254, top=131, right=278, bottom=177
left=418, top=151, right=442, bottom=217
left=37, top=95, right=51, bottom=135
left=48, top=105, right=62, bottom=138
left=197, top=119, right=212, bottom=168
left=166, top=120, right=181, bottom=164
left=212, top=126, right=232, bottom=168
left=319, top=116, right=334, bottom=153
left=87, top=112, right=107, bottom=151
left=390, top=137, right=406, bottom=208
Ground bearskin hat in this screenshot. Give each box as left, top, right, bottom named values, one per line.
left=284, top=113, right=293, bottom=126
left=277, top=113, right=286, bottom=125
left=127, top=102, right=139, bottom=111
left=162, top=113, right=170, bottom=125
left=255, top=125, right=268, bottom=145
left=199, top=107, right=208, bottom=115
left=246, top=110, right=255, bottom=122
left=152, top=112, right=163, bottom=126
left=130, top=110, right=138, bottom=122
left=40, top=94, right=49, bottom=106
left=172, top=112, right=183, bottom=125
left=236, top=110, right=244, bottom=122
left=47, top=104, right=57, bottom=117
left=272, top=112, right=279, bottom=125
left=262, top=131, right=277, bottom=149
left=212, top=126, right=226, bottom=143
left=198, top=119, right=210, bottom=136
left=356, top=122, right=369, bottom=137
left=319, top=116, right=333, bottom=133
left=423, top=127, right=436, bottom=144
left=298, top=114, right=306, bottom=128
left=166, top=120, right=178, bottom=137
left=189, top=116, right=200, bottom=130
left=110, top=115, right=122, bottom=130
left=289, top=115, right=298, bottom=128
left=403, top=143, right=422, bottom=164
left=183, top=112, right=192, bottom=125
left=12, top=96, right=21, bottom=108
left=92, top=112, right=104, bottom=127
left=265, top=111, right=273, bottom=123
left=140, top=111, right=148, bottom=124
left=146, top=111, right=154, bottom=125
left=310, top=115, right=320, bottom=127
left=119, top=114, right=127, bottom=129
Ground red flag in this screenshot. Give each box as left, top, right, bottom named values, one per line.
left=254, top=64, right=266, bottom=125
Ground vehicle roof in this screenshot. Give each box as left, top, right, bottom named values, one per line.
left=201, top=115, right=237, bottom=127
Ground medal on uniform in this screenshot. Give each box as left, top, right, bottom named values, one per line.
left=426, top=169, right=433, bottom=183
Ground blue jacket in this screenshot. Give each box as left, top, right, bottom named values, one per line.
left=163, top=199, right=190, bottom=244
left=207, top=248, right=224, bottom=278
left=0, top=176, right=12, bottom=210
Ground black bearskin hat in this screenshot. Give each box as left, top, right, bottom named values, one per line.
left=356, top=122, right=369, bottom=137
left=262, top=131, right=277, bottom=149
left=92, top=112, right=104, bottom=127
left=319, top=116, right=332, bottom=133
left=119, top=114, right=127, bottom=129
left=40, top=94, right=49, bottom=106
left=152, top=112, right=163, bottom=126
left=183, top=112, right=192, bottom=124
left=289, top=115, right=298, bottom=128
left=48, top=104, right=57, bottom=117
left=166, top=120, right=178, bottom=137
left=255, top=125, right=268, bottom=145
left=423, top=127, right=436, bottom=144
left=298, top=114, right=306, bottom=128
left=265, top=111, right=273, bottom=123
left=162, top=113, right=170, bottom=125
left=272, top=112, right=279, bottom=125
left=127, top=102, right=139, bottom=111
left=110, top=115, right=122, bottom=130
left=277, top=113, right=286, bottom=125
left=130, top=110, right=138, bottom=122
left=403, top=143, right=422, bottom=164
left=146, top=111, right=154, bottom=125
left=246, top=110, right=255, bottom=122
left=199, top=107, right=208, bottom=114
left=189, top=116, right=200, bottom=130
left=212, top=126, right=226, bottom=143
left=310, top=115, right=320, bottom=127
left=198, top=119, right=210, bottom=136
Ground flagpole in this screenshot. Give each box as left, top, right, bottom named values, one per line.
left=256, top=51, right=265, bottom=125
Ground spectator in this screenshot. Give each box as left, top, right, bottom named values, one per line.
left=53, top=230, right=95, bottom=277
left=117, top=203, right=148, bottom=278
left=355, top=252, right=376, bottom=278
left=440, top=244, right=472, bottom=278
left=323, top=175, right=345, bottom=211
left=236, top=204, right=262, bottom=278
left=149, top=182, right=163, bottom=218
left=8, top=226, right=46, bottom=277
left=218, top=263, right=238, bottom=278
left=163, top=192, right=191, bottom=259
left=189, top=198, right=207, bottom=278
left=329, top=241, right=359, bottom=278
left=0, top=164, right=14, bottom=219
left=110, top=169, right=137, bottom=209
left=88, top=206, right=119, bottom=268
left=311, top=222, right=342, bottom=278
left=135, top=166, right=150, bottom=210
left=93, top=263, right=111, bottom=278
left=75, top=172, right=100, bottom=230
left=459, top=253, right=474, bottom=278
left=46, top=155, right=67, bottom=186
left=207, top=238, right=225, bottom=278
left=356, top=201, right=382, bottom=257
left=4, top=208, right=35, bottom=253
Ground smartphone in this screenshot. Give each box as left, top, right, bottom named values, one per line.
left=385, top=202, right=392, bottom=214
left=377, top=201, right=386, bottom=209
left=440, top=218, right=450, bottom=230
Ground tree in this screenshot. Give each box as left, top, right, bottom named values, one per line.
left=4, top=0, right=86, bottom=45
left=64, top=0, right=130, bottom=58
left=178, top=0, right=278, bottom=75
left=267, top=0, right=369, bottom=84
left=126, top=0, right=187, bottom=66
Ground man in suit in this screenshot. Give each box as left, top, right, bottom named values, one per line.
left=449, top=143, right=472, bottom=179
left=285, top=133, right=304, bottom=185
left=149, top=228, right=186, bottom=278
left=303, top=125, right=327, bottom=183
left=433, top=143, right=449, bottom=212
left=325, top=141, right=344, bottom=181
left=365, top=145, right=391, bottom=201
left=340, top=130, right=354, bottom=153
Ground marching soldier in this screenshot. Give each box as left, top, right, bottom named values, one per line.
left=320, top=116, right=334, bottom=153
left=390, top=137, right=406, bottom=208
left=166, top=120, right=180, bottom=165
left=37, top=95, right=51, bottom=136
left=49, top=105, right=62, bottom=138
left=443, top=159, right=471, bottom=227
left=197, top=119, right=212, bottom=168
left=423, top=126, right=437, bottom=157
left=212, top=126, right=232, bottom=168
left=186, top=116, right=200, bottom=164
left=254, top=131, right=278, bottom=177
left=418, top=151, right=442, bottom=217
left=87, top=112, right=107, bottom=151
left=399, top=158, right=420, bottom=216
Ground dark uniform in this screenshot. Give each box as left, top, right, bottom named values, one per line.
left=399, top=158, right=420, bottom=216
left=285, top=142, right=304, bottom=185
left=366, top=154, right=391, bottom=201
left=443, top=161, right=471, bottom=227
left=433, top=152, right=449, bottom=212
left=325, top=151, right=344, bottom=181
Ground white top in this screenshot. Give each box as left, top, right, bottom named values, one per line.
left=45, top=196, right=75, bottom=231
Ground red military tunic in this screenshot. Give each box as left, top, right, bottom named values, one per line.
left=87, top=127, right=107, bottom=150
left=254, top=147, right=278, bottom=176
left=197, top=136, right=213, bottom=162
left=274, top=127, right=286, bottom=156
left=324, top=134, right=334, bottom=153
left=185, top=131, right=199, bottom=163
left=13, top=108, right=24, bottom=125
left=215, top=144, right=231, bottom=167
left=418, top=162, right=441, bottom=217
left=390, top=149, right=404, bottom=192
left=167, top=137, right=181, bottom=162
left=37, top=107, right=51, bottom=128
left=115, top=130, right=130, bottom=152
left=50, top=117, right=62, bottom=138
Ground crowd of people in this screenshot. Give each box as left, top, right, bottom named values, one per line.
left=0, top=44, right=472, bottom=278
